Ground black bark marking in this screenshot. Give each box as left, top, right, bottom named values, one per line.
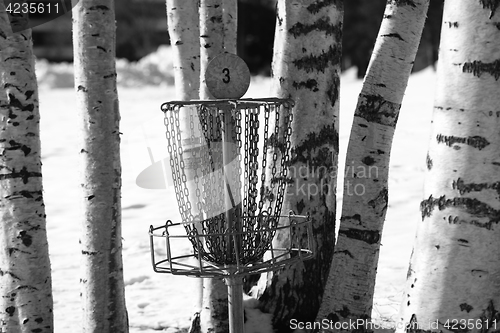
left=452, top=177, right=500, bottom=195
left=338, top=305, right=350, bottom=318
left=77, top=85, right=88, bottom=93
left=8, top=93, right=34, bottom=112
left=356, top=94, right=400, bottom=126
left=5, top=306, right=15, bottom=316
left=307, top=0, right=342, bottom=14
left=368, top=188, right=388, bottom=211
left=381, top=33, right=405, bottom=41
left=18, top=231, right=32, bottom=247
left=0, top=269, right=21, bottom=280
left=375, top=83, right=386, bottom=87
left=288, top=18, right=341, bottom=39
left=6, top=140, right=31, bottom=156
left=361, top=156, right=376, bottom=166
left=336, top=250, right=354, bottom=258
left=494, top=22, right=500, bottom=30
left=436, top=134, right=490, bottom=150
left=296, top=199, right=305, bottom=214
left=426, top=153, right=433, bottom=170
left=0, top=167, right=42, bottom=184
left=421, top=195, right=500, bottom=223
left=391, top=0, right=417, bottom=7
left=340, top=214, right=362, bottom=224
left=447, top=21, right=459, bottom=27
left=290, top=124, right=339, bottom=166
left=479, top=300, right=500, bottom=330
left=82, top=250, right=99, bottom=256
left=87, top=195, right=95, bottom=200
left=89, top=5, right=109, bottom=10
left=327, top=75, right=340, bottom=107
left=479, top=0, right=500, bottom=18
left=447, top=214, right=500, bottom=230
left=338, top=228, right=381, bottom=244
left=292, top=79, right=319, bottom=91
left=35, top=317, right=43, bottom=323
left=292, top=45, right=341, bottom=73
left=210, top=15, right=223, bottom=23
left=25, top=90, right=34, bottom=99
left=462, top=59, right=500, bottom=80
left=459, top=303, right=474, bottom=313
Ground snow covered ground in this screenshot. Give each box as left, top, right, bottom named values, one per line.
left=35, top=46, right=435, bottom=332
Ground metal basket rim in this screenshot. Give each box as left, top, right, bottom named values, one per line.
left=161, top=97, right=295, bottom=113
left=149, top=214, right=310, bottom=238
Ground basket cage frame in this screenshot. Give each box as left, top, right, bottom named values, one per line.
left=150, top=98, right=314, bottom=277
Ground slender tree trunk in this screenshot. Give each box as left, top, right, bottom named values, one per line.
left=253, top=1, right=342, bottom=332
left=167, top=0, right=200, bottom=101
left=199, top=0, right=237, bottom=99
left=397, top=1, right=500, bottom=332
left=198, top=1, right=237, bottom=332
left=166, top=1, right=202, bottom=330
left=0, top=6, right=53, bottom=333
left=315, top=0, right=429, bottom=330
left=73, top=1, right=128, bottom=332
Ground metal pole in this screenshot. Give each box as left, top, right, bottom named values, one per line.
left=221, top=106, right=244, bottom=333
left=221, top=107, right=242, bottom=261
left=226, top=276, right=244, bottom=333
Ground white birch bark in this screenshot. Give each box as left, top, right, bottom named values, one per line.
left=397, top=1, right=500, bottom=332
left=167, top=0, right=200, bottom=100
left=73, top=1, right=128, bottom=332
left=253, top=0, right=342, bottom=331
left=198, top=1, right=237, bottom=332
left=199, top=0, right=237, bottom=99
left=166, top=1, right=202, bottom=326
left=316, top=0, right=429, bottom=329
left=0, top=4, right=53, bottom=332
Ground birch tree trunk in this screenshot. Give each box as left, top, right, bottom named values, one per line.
left=397, top=1, right=500, bottom=331
left=167, top=0, right=200, bottom=101
left=199, top=2, right=237, bottom=332
left=166, top=1, right=202, bottom=330
left=199, top=0, right=237, bottom=99
left=253, top=1, right=342, bottom=331
left=315, top=0, right=429, bottom=329
left=0, top=5, right=53, bottom=333
left=73, top=1, right=128, bottom=332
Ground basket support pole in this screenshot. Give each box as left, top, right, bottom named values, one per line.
left=221, top=107, right=241, bottom=260
left=226, top=276, right=244, bottom=333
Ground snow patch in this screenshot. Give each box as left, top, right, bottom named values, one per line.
left=36, top=45, right=175, bottom=89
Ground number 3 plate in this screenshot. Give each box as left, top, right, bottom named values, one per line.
left=205, top=53, right=251, bottom=99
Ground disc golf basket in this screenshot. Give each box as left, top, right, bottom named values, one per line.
left=149, top=53, right=313, bottom=333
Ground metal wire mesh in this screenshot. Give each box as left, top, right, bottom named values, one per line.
left=149, top=213, right=313, bottom=278
left=161, top=98, right=294, bottom=266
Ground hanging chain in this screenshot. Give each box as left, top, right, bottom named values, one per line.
left=161, top=99, right=294, bottom=265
